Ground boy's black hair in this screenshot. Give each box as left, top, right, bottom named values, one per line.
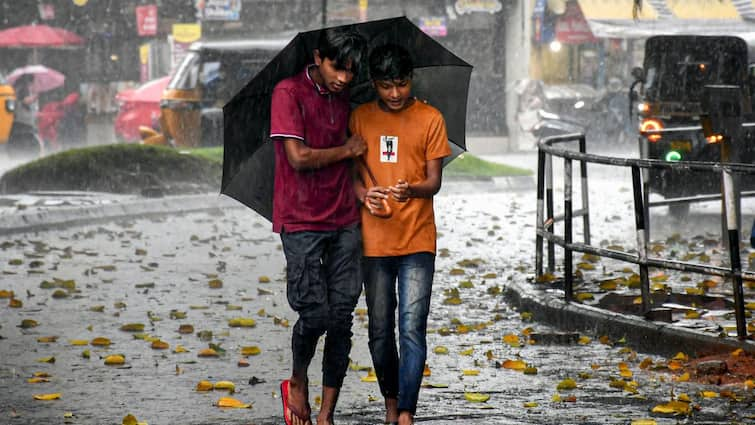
left=316, top=26, right=367, bottom=75
left=369, top=44, right=413, bottom=81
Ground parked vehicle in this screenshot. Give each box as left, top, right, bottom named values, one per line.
left=631, top=35, right=755, bottom=216
left=0, top=75, right=15, bottom=148
left=114, top=76, right=170, bottom=143
left=141, top=37, right=291, bottom=147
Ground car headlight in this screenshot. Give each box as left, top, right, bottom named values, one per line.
left=6, top=98, right=15, bottom=113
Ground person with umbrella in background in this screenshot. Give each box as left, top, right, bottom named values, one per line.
left=8, top=73, right=41, bottom=156
left=350, top=43, right=451, bottom=425
left=269, top=26, right=367, bottom=425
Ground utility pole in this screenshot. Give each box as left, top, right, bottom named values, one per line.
left=322, top=0, right=327, bottom=27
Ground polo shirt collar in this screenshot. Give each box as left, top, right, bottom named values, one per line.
left=305, top=64, right=330, bottom=95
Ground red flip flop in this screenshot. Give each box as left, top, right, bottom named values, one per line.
left=280, top=379, right=310, bottom=425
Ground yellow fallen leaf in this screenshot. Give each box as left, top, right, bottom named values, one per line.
left=240, top=346, right=261, bottom=356
left=639, top=358, right=654, bottom=369
left=684, top=310, right=701, bottom=319
left=462, top=369, right=480, bottom=376
left=214, top=381, right=236, bottom=393
left=123, top=414, right=137, bottom=425
left=37, top=356, right=55, bottom=363
left=503, top=333, right=520, bottom=347
left=9, top=298, right=22, bottom=308
left=36, top=336, right=58, bottom=343
left=361, top=369, right=378, bottom=382
left=667, top=360, right=683, bottom=371
left=575, top=292, right=594, bottom=301
left=178, top=324, right=194, bottom=334
left=20, top=319, right=39, bottom=329
left=151, top=340, right=169, bottom=350
left=578, top=336, right=591, bottom=345
left=173, top=345, right=189, bottom=353
left=745, top=379, right=754, bottom=390
left=630, top=420, right=657, bottom=425
left=27, top=377, right=50, bottom=383
left=464, top=392, right=490, bottom=403
left=33, top=393, right=61, bottom=400
left=433, top=346, right=449, bottom=354
left=460, top=348, right=474, bottom=356
left=673, top=352, right=688, bottom=361
left=120, top=323, right=145, bottom=332
left=423, top=364, right=431, bottom=377
left=522, top=401, right=538, bottom=408
left=651, top=400, right=690, bottom=415
left=421, top=382, right=449, bottom=388
left=198, top=348, right=219, bottom=358
left=556, top=378, right=577, bottom=391
left=90, top=337, right=111, bottom=346
left=196, top=380, right=213, bottom=391
left=228, top=318, right=256, bottom=328
left=502, top=359, right=527, bottom=371
left=104, top=354, right=125, bottom=365
left=675, top=372, right=690, bottom=382
left=732, top=348, right=744, bottom=356
left=216, top=397, right=251, bottom=408
left=700, top=391, right=718, bottom=398
left=620, top=369, right=633, bottom=378
left=0, top=289, right=13, bottom=298
left=677, top=393, right=691, bottom=402
left=69, top=339, right=89, bottom=346
left=552, top=393, right=562, bottom=402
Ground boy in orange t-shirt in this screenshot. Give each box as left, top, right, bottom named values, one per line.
left=350, top=43, right=451, bottom=425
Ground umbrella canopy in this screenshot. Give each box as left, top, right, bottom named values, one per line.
left=0, top=24, right=84, bottom=47
left=222, top=16, right=473, bottom=221
left=8, top=65, right=65, bottom=94
left=115, top=76, right=171, bottom=103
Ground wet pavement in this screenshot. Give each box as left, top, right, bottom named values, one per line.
left=1, top=153, right=755, bottom=424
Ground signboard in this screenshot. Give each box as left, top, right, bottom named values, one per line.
left=171, top=23, right=201, bottom=71
left=454, top=0, right=502, bottom=14
left=136, top=5, right=158, bottom=37
left=195, top=0, right=242, bottom=21
left=555, top=1, right=596, bottom=44
left=419, top=17, right=447, bottom=37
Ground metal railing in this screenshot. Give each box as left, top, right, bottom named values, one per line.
left=535, top=133, right=755, bottom=339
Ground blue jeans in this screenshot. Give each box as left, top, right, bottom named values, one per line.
left=363, top=252, right=435, bottom=415
left=280, top=225, right=362, bottom=388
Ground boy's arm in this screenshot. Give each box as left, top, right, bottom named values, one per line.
left=281, top=134, right=366, bottom=171
left=390, top=158, right=444, bottom=201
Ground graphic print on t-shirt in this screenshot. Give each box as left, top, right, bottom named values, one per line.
left=380, top=135, right=398, bottom=163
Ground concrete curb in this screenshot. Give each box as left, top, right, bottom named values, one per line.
left=503, top=279, right=755, bottom=357
left=0, top=193, right=237, bottom=236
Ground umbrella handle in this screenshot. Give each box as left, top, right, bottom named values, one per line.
left=356, top=155, right=392, bottom=219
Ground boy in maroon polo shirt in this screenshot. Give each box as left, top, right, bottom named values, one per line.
left=269, top=27, right=367, bottom=425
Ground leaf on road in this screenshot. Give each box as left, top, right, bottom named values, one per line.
left=361, top=369, right=378, bottom=382
left=228, top=318, right=256, bottom=328
left=104, top=354, right=125, bottom=365
left=433, top=346, right=449, bottom=354
left=151, top=340, right=169, bottom=350
left=120, top=323, right=145, bottom=332
left=556, top=378, right=577, bottom=391
left=216, top=397, right=251, bottom=408
left=20, top=319, right=39, bottom=329
left=198, top=348, right=219, bottom=358
left=503, top=334, right=520, bottom=347
left=651, top=400, right=690, bottom=415
left=37, top=336, right=58, bottom=343
left=91, top=337, right=112, bottom=346
left=196, top=380, right=213, bottom=391
left=502, top=359, right=527, bottom=371
left=214, top=381, right=236, bottom=392
left=37, top=356, right=55, bottom=363
left=464, top=392, right=490, bottom=403
left=33, top=393, right=61, bottom=400
left=462, top=369, right=480, bottom=376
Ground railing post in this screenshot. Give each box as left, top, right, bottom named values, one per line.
left=640, top=137, right=650, bottom=243
left=579, top=135, right=591, bottom=246
left=546, top=153, right=555, bottom=273
left=564, top=157, right=573, bottom=302
left=631, top=165, right=651, bottom=314
left=536, top=149, right=546, bottom=277
left=723, top=167, right=747, bottom=339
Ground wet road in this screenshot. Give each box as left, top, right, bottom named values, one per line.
left=1, top=159, right=754, bottom=424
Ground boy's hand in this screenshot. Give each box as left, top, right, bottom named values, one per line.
left=389, top=179, right=410, bottom=202
left=345, top=134, right=367, bottom=157
left=364, top=186, right=392, bottom=217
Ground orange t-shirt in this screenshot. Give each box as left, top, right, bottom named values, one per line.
left=349, top=100, right=451, bottom=257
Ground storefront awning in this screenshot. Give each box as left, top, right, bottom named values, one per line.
left=577, top=0, right=755, bottom=39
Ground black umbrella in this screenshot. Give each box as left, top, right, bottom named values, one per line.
left=221, top=16, right=473, bottom=221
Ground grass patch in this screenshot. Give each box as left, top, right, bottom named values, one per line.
left=0, top=144, right=221, bottom=194
left=444, top=153, right=532, bottom=177
left=186, top=147, right=532, bottom=178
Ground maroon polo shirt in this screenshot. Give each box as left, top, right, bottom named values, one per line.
left=269, top=65, right=360, bottom=233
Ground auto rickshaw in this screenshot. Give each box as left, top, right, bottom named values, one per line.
left=632, top=35, right=755, bottom=217
left=0, top=75, right=16, bottom=148
left=141, top=37, right=290, bottom=147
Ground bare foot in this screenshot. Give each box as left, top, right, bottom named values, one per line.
left=384, top=397, right=399, bottom=424
left=284, top=378, right=311, bottom=425
left=398, top=411, right=414, bottom=425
